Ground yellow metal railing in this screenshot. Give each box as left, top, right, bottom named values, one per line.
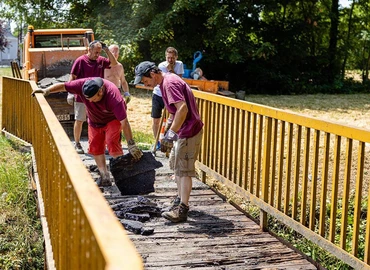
left=3, top=74, right=370, bottom=269
left=1, top=77, right=143, bottom=270
left=193, top=90, right=370, bottom=269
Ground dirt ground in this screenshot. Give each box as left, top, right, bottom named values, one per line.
left=125, top=87, right=153, bottom=135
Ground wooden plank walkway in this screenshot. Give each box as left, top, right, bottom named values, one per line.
left=78, top=142, right=318, bottom=269
left=128, top=189, right=317, bottom=269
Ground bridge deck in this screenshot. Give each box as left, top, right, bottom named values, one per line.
left=79, top=142, right=317, bottom=269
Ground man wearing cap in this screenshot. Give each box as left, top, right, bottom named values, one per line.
left=32, top=77, right=143, bottom=186
left=68, top=40, right=118, bottom=154
left=151, top=47, right=184, bottom=150
left=133, top=61, right=203, bottom=223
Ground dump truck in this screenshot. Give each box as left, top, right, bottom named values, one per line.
left=23, top=25, right=94, bottom=81
left=22, top=25, right=95, bottom=125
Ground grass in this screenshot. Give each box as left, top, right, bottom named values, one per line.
left=0, top=68, right=44, bottom=268
left=0, top=67, right=12, bottom=78
left=133, top=130, right=154, bottom=150
left=0, top=136, right=44, bottom=269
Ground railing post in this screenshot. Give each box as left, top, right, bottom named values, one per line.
left=260, top=116, right=272, bottom=231
left=200, top=171, right=207, bottom=184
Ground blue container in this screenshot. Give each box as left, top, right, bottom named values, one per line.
left=184, top=69, right=192, bottom=78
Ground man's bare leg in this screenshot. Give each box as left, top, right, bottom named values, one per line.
left=152, top=117, right=161, bottom=139
left=94, top=154, right=111, bottom=186
left=179, top=176, right=192, bottom=206
left=74, top=120, right=84, bottom=144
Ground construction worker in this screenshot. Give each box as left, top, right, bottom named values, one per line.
left=32, top=77, right=143, bottom=187
left=68, top=40, right=118, bottom=154
left=104, top=44, right=131, bottom=104
left=133, top=61, right=203, bottom=223
left=152, top=47, right=184, bottom=149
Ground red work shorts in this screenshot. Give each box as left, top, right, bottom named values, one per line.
left=88, top=120, right=123, bottom=156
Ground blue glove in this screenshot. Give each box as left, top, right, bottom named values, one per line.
left=160, top=130, right=178, bottom=153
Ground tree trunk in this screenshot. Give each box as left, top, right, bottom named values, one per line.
left=328, top=0, right=340, bottom=84
left=365, top=46, right=370, bottom=82
left=341, top=0, right=356, bottom=80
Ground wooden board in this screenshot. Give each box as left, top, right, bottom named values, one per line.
left=134, top=78, right=229, bottom=94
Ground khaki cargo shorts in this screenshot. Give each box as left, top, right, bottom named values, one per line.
left=169, top=129, right=203, bottom=177
left=74, top=101, right=86, bottom=121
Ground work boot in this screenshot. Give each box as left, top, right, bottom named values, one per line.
left=75, top=142, right=84, bottom=154
left=96, top=171, right=112, bottom=187
left=162, top=202, right=189, bottom=223
left=161, top=196, right=181, bottom=213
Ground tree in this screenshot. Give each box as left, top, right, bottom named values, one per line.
left=327, top=0, right=340, bottom=85
left=0, top=20, right=9, bottom=52
left=3, top=0, right=367, bottom=94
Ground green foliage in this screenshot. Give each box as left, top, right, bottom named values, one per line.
left=0, top=136, right=44, bottom=269
left=3, top=0, right=370, bottom=93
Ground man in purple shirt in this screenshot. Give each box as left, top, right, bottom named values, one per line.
left=133, top=61, right=204, bottom=223
left=32, top=77, right=143, bottom=186
left=68, top=40, right=118, bottom=154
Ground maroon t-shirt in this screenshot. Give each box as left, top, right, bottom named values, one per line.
left=160, top=73, right=203, bottom=138
left=70, top=55, right=111, bottom=102
left=65, top=78, right=126, bottom=128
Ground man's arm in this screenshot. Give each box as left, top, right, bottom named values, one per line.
left=32, top=83, right=66, bottom=96
left=69, top=74, right=77, bottom=82
left=103, top=47, right=118, bottom=67
left=159, top=102, right=187, bottom=153
left=121, top=118, right=134, bottom=142
left=119, top=66, right=130, bottom=93
left=169, top=101, right=188, bottom=133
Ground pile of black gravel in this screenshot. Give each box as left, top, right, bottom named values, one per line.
left=109, top=152, right=163, bottom=195
left=37, top=74, right=70, bottom=88
left=110, top=196, right=162, bottom=235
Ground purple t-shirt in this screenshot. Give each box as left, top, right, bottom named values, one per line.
left=70, top=55, right=111, bottom=102
left=160, top=73, right=203, bottom=138
left=65, top=78, right=126, bottom=128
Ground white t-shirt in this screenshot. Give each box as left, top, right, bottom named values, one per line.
left=153, top=60, right=184, bottom=97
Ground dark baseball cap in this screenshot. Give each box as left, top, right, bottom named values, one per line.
left=133, top=61, right=156, bottom=85
left=83, top=77, right=104, bottom=98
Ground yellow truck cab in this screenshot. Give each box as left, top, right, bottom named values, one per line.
left=23, top=25, right=94, bottom=81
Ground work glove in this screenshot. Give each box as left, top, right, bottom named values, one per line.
left=128, top=142, right=143, bottom=160
left=67, top=93, right=75, bottom=106
left=31, top=88, right=50, bottom=97
left=123, top=92, right=131, bottom=104
left=100, top=42, right=108, bottom=49
left=161, top=129, right=178, bottom=153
